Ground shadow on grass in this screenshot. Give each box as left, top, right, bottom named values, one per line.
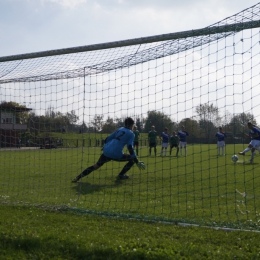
left=71, top=180, right=126, bottom=195
left=1, top=236, right=161, bottom=260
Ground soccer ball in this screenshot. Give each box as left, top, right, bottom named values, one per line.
left=232, top=154, right=238, bottom=162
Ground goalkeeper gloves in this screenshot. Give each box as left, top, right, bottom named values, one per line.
left=136, top=161, right=146, bottom=170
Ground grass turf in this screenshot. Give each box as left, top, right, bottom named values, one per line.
left=1, top=144, right=260, bottom=230
left=1, top=204, right=260, bottom=259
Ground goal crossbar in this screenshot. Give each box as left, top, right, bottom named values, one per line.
left=1, top=20, right=260, bottom=63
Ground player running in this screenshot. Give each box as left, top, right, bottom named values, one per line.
left=72, top=117, right=145, bottom=182
left=177, top=125, right=189, bottom=156
left=148, top=125, right=157, bottom=156
left=159, top=127, right=170, bottom=156
left=239, top=122, right=260, bottom=163
left=169, top=131, right=179, bottom=156
left=215, top=126, right=227, bottom=156
left=133, top=125, right=140, bottom=156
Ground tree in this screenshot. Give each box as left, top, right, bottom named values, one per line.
left=102, top=116, right=117, bottom=133
left=195, top=103, right=221, bottom=143
left=177, top=118, right=200, bottom=143
left=195, top=103, right=220, bottom=126
left=91, top=114, right=104, bottom=132
left=135, top=116, right=144, bottom=132
left=227, top=112, right=257, bottom=135
left=144, top=110, right=174, bottom=134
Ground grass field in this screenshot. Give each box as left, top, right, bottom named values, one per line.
left=1, top=144, right=260, bottom=259
left=1, top=204, right=260, bottom=259
left=1, top=143, right=260, bottom=232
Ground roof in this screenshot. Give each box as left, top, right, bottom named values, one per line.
left=0, top=106, right=32, bottom=112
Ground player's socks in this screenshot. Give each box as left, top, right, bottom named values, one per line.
left=241, top=147, right=251, bottom=154
left=250, top=151, right=255, bottom=163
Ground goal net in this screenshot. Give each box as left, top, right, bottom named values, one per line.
left=1, top=3, right=260, bottom=231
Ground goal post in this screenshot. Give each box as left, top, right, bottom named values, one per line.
left=1, top=2, right=260, bottom=231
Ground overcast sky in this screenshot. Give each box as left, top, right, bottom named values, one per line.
left=0, top=0, right=259, bottom=57
left=1, top=0, right=260, bottom=124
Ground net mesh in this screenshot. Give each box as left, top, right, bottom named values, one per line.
left=1, top=3, right=260, bottom=230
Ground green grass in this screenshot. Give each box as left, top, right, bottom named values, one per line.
left=1, top=204, right=260, bottom=260
left=1, top=144, right=260, bottom=231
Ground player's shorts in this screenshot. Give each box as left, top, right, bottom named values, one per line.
left=149, top=142, right=156, bottom=148
left=161, top=142, right=169, bottom=148
left=249, top=139, right=260, bottom=149
left=217, top=141, right=225, bottom=147
left=179, top=141, right=187, bottom=147
left=134, top=141, right=139, bottom=146
left=170, top=144, right=178, bottom=148
left=96, top=153, right=134, bottom=166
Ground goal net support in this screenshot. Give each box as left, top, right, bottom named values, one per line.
left=1, top=3, right=260, bottom=231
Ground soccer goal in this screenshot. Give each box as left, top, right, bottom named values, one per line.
left=1, top=3, right=260, bottom=231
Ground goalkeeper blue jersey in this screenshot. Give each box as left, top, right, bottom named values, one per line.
left=103, top=127, right=136, bottom=159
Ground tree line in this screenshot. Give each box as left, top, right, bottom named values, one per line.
left=1, top=101, right=257, bottom=144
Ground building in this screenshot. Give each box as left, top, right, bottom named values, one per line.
left=0, top=105, right=32, bottom=147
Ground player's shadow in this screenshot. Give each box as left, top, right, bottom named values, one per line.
left=71, top=180, right=125, bottom=195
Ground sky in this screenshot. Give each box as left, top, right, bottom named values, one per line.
left=0, top=0, right=259, bottom=57
left=1, top=0, right=260, bottom=125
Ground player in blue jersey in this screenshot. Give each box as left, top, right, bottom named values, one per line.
left=159, top=127, right=170, bottom=156
left=215, top=127, right=227, bottom=156
left=177, top=125, right=189, bottom=156
left=72, top=117, right=145, bottom=182
left=239, top=122, right=260, bottom=163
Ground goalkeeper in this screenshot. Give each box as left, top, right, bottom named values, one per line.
left=72, top=117, right=145, bottom=182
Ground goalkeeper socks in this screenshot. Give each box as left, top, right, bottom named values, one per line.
left=119, top=161, right=135, bottom=175
left=136, top=148, right=138, bottom=156
left=76, top=166, right=95, bottom=180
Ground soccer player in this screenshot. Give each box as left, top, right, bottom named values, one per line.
left=148, top=125, right=157, bottom=156
left=239, top=122, right=260, bottom=163
left=177, top=125, right=189, bottom=156
left=133, top=125, right=140, bottom=156
left=160, top=127, right=170, bottom=156
left=169, top=131, right=179, bottom=156
left=215, top=126, right=227, bottom=156
left=72, top=117, right=145, bottom=182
